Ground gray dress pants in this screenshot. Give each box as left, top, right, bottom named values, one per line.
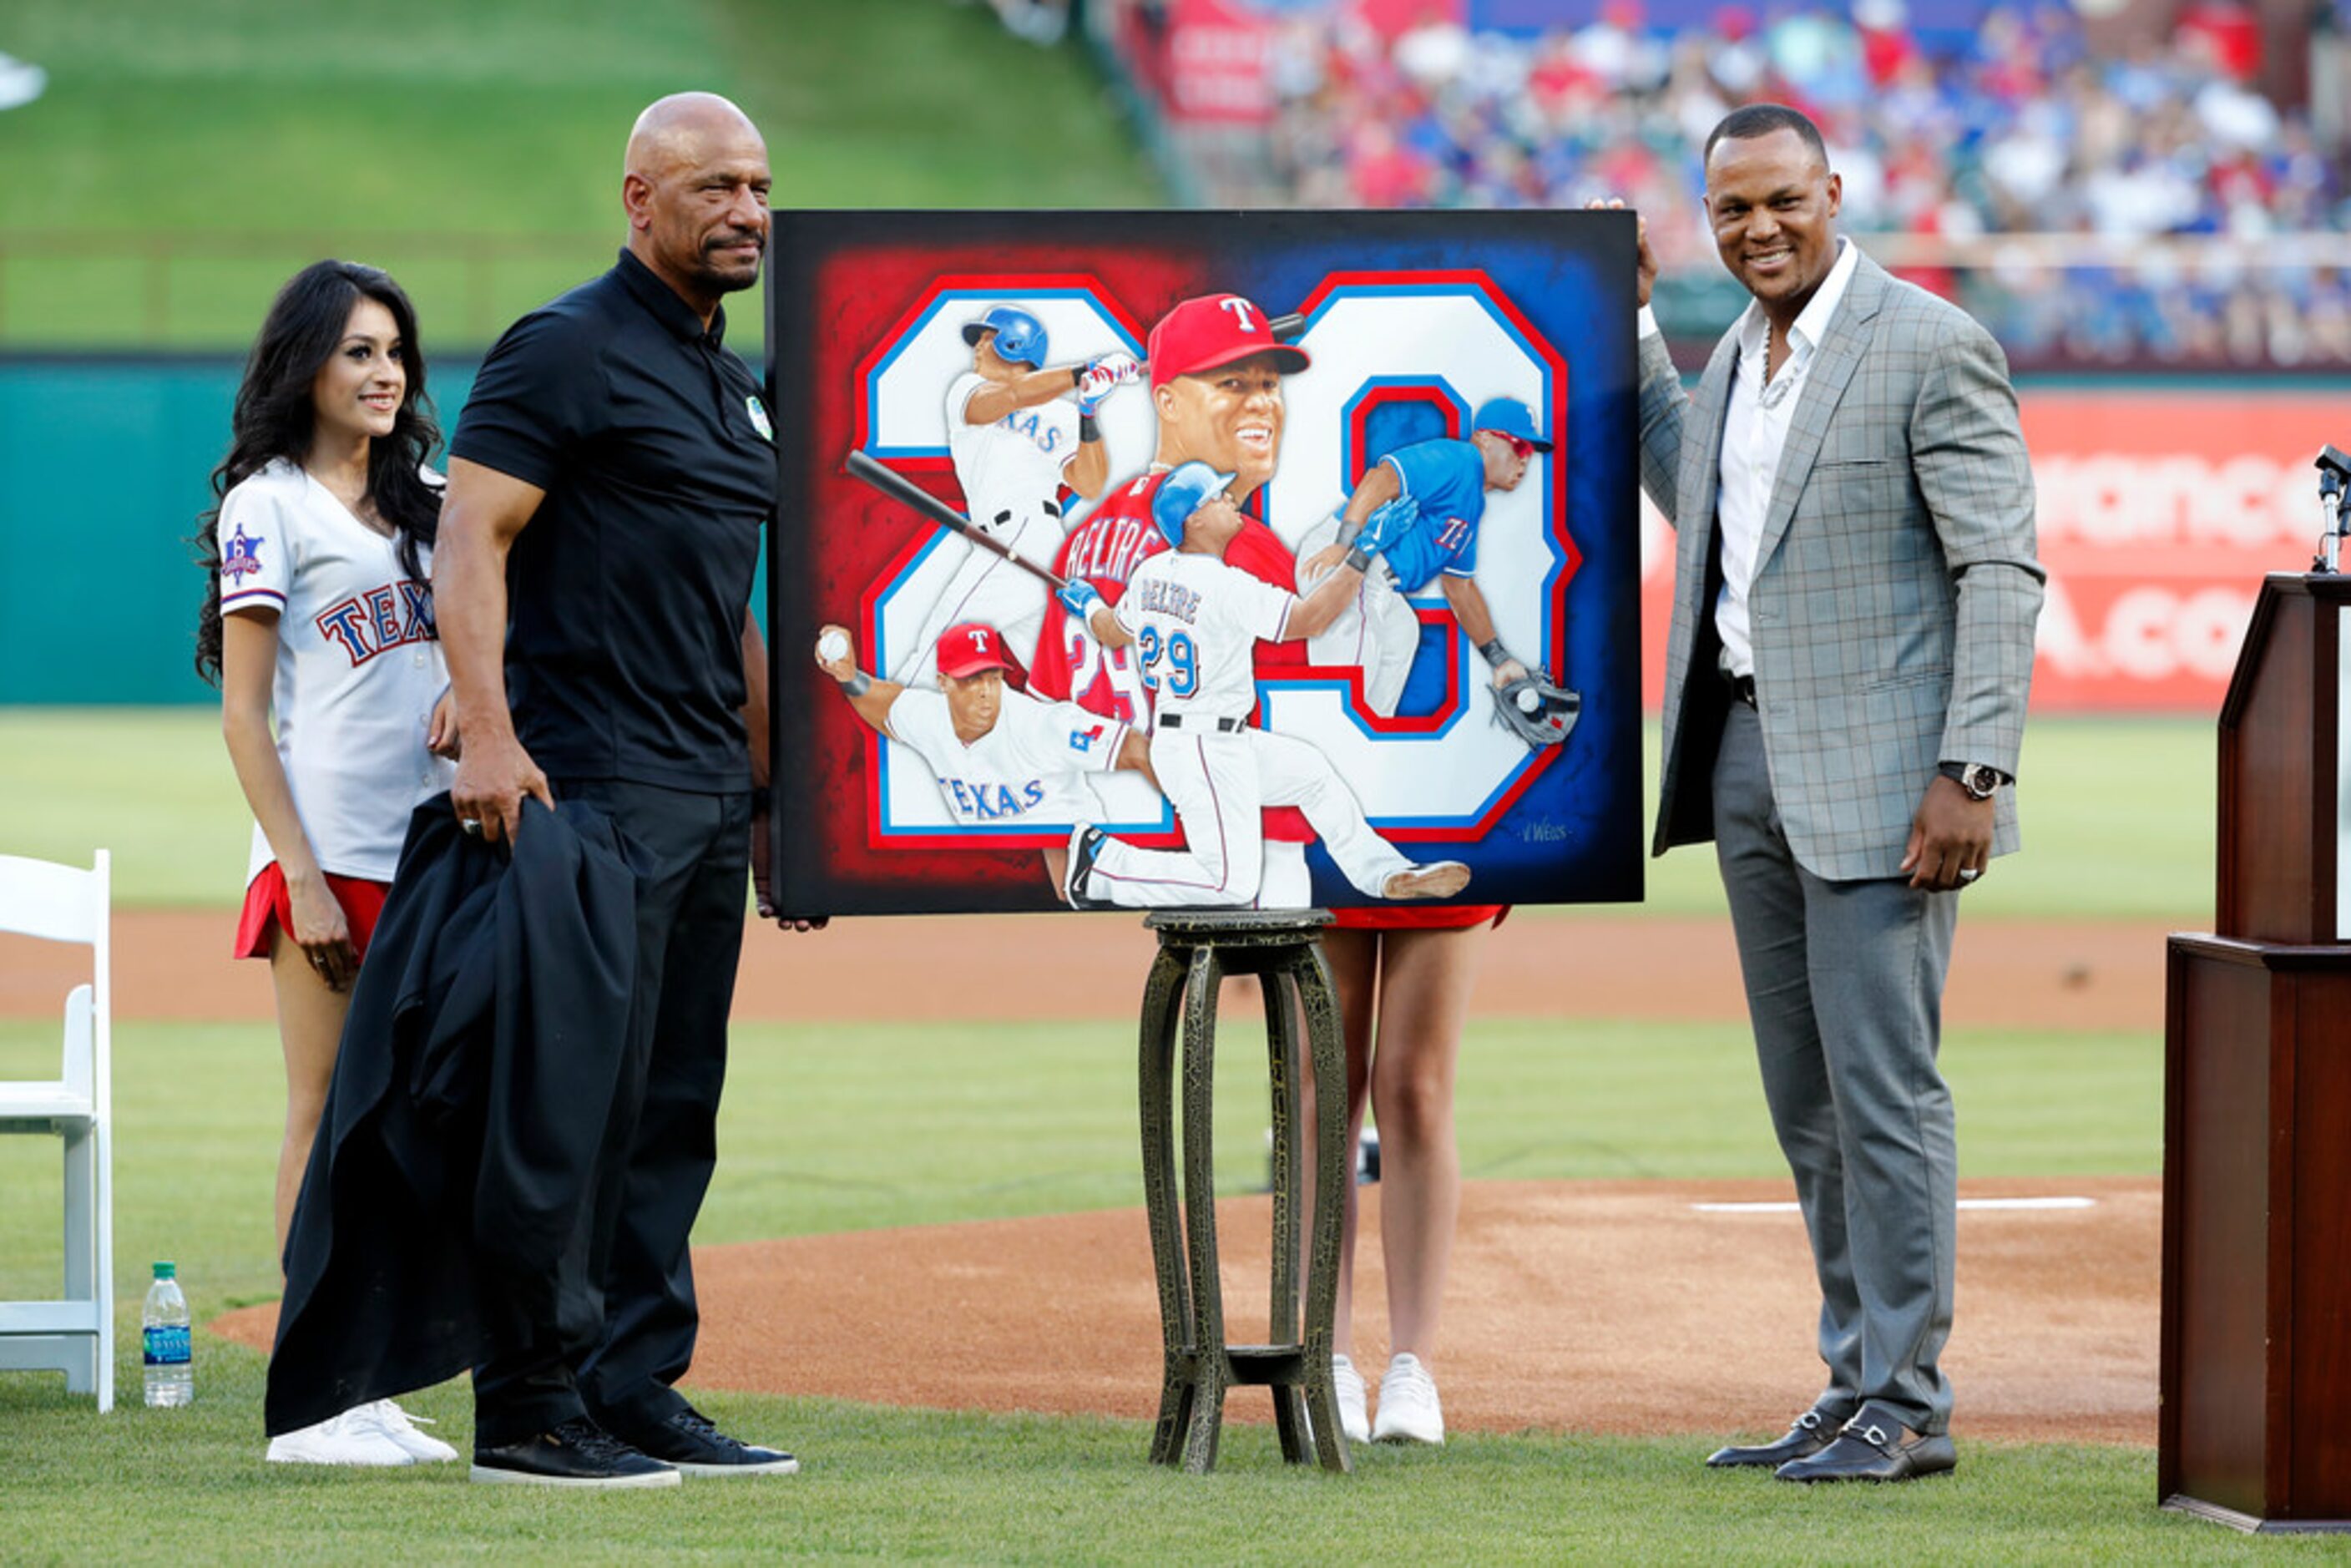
left=1710, top=701, right=1959, bottom=1434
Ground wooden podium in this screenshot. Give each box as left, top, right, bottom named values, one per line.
left=2162, top=574, right=2351, bottom=1533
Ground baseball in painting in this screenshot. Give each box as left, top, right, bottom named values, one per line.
left=765, top=210, right=1644, bottom=918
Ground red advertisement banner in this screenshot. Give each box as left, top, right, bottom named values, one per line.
left=1638, top=384, right=2350, bottom=714
left=1115, top=0, right=1277, bottom=126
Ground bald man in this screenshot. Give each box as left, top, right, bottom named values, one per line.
left=435, top=92, right=800, bottom=1487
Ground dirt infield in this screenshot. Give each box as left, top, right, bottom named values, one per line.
left=215, top=1175, right=2157, bottom=1442
left=47, top=908, right=2164, bottom=1443
left=3, top=909, right=2168, bottom=1031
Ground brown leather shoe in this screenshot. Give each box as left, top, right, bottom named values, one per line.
left=1775, top=1406, right=1956, bottom=1483
left=1704, top=1406, right=1847, bottom=1469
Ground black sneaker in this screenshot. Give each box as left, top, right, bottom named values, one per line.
left=1062, top=823, right=1112, bottom=910
left=469, top=1416, right=680, bottom=1489
left=618, top=1407, right=799, bottom=1476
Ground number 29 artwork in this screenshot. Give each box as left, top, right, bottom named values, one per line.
left=765, top=210, right=1646, bottom=918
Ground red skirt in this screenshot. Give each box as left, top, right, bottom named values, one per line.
left=1329, top=903, right=1507, bottom=933
left=232, top=864, right=392, bottom=962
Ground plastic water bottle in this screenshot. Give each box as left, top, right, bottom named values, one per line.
left=142, top=1261, right=192, bottom=1407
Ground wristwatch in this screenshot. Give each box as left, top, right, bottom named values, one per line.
left=1939, top=761, right=2002, bottom=802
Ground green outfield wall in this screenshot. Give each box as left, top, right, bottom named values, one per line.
left=0, top=357, right=474, bottom=704
left=4, top=357, right=2316, bottom=710
left=0, top=355, right=755, bottom=706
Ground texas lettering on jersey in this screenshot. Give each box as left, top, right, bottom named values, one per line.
left=995, top=407, right=1064, bottom=457
left=942, top=776, right=1049, bottom=820
left=315, top=579, right=437, bottom=667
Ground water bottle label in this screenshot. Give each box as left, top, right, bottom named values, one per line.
left=143, top=1325, right=190, bottom=1366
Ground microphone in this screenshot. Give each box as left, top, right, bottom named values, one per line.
left=2315, top=446, right=2350, bottom=574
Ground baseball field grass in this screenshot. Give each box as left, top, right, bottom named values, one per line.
left=0, top=0, right=1162, bottom=350
left=0, top=706, right=2237, bottom=1560
left=0, top=1009, right=2194, bottom=1565
left=0, top=707, right=2219, bottom=920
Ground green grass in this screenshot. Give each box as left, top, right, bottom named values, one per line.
left=0, top=1367, right=2318, bottom=1565
left=1535, top=712, right=2219, bottom=924
left=0, top=1014, right=2164, bottom=1318
left=0, top=706, right=2205, bottom=1558
left=0, top=1007, right=2229, bottom=1563
left=0, top=707, right=2219, bottom=920
left=0, top=1, right=1162, bottom=348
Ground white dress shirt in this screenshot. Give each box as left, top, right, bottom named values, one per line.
left=1710, top=237, right=1858, bottom=678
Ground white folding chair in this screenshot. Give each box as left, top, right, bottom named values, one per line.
left=0, top=850, right=114, bottom=1411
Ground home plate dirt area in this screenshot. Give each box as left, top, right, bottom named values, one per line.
left=76, top=908, right=2166, bottom=1444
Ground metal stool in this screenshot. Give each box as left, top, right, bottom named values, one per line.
left=1136, top=908, right=1350, bottom=1473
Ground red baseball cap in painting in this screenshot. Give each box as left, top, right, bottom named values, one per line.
left=1146, top=294, right=1310, bottom=389
left=936, top=622, right=1026, bottom=684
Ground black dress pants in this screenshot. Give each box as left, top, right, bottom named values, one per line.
left=473, top=779, right=750, bottom=1447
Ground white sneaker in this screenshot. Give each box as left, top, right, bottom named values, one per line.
left=266, top=1408, right=417, bottom=1466
left=1330, top=1353, right=1371, bottom=1444
left=358, top=1399, right=459, bottom=1463
left=1372, top=1352, right=1445, bottom=1444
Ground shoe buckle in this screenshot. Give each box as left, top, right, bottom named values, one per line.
left=1858, top=1422, right=1890, bottom=1449
left=1793, top=1411, right=1823, bottom=1433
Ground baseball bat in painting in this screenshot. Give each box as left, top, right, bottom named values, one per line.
left=843, top=448, right=1070, bottom=591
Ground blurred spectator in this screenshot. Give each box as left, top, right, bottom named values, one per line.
left=1230, top=3, right=2351, bottom=369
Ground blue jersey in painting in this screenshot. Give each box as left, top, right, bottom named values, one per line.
left=1377, top=439, right=1488, bottom=592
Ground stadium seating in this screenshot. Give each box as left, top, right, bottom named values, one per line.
left=1118, top=3, right=2351, bottom=368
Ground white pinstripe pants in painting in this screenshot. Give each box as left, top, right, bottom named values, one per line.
left=1084, top=719, right=1412, bottom=908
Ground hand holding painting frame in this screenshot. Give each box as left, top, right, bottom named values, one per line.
left=764, top=210, right=1645, bottom=918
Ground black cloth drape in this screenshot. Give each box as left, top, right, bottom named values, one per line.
left=265, top=794, right=637, bottom=1437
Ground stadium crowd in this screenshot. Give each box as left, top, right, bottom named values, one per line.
left=1257, top=3, right=2351, bottom=367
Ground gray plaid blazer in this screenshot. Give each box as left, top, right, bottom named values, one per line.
left=1636, top=250, right=2045, bottom=882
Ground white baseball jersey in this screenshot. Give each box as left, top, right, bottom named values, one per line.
left=216, top=457, right=454, bottom=885
left=1110, top=549, right=1292, bottom=726
left=885, top=685, right=1128, bottom=827
left=943, top=372, right=1079, bottom=528
left=891, top=375, right=1084, bottom=681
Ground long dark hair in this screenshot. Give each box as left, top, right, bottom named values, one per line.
left=193, top=260, right=442, bottom=685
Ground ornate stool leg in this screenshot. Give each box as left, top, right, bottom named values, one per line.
left=1262, top=961, right=1311, bottom=1463
left=1137, top=942, right=1193, bottom=1466
left=1177, top=943, right=1228, bottom=1474
left=1292, top=943, right=1353, bottom=1473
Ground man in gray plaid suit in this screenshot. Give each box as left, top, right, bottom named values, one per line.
left=1625, top=105, right=2044, bottom=1483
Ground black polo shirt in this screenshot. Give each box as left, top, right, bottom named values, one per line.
left=452, top=248, right=775, bottom=792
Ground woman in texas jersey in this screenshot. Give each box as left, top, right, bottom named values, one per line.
left=193, top=260, right=461, bottom=1469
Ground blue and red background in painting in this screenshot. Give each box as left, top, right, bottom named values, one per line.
left=766, top=210, right=1642, bottom=918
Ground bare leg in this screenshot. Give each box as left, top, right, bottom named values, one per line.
left=1302, top=928, right=1378, bottom=1361
left=1367, top=923, right=1487, bottom=1365
left=267, top=931, right=352, bottom=1265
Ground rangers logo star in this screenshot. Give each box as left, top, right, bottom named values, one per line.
left=221, top=524, right=265, bottom=582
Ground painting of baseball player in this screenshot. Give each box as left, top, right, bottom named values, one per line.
left=1030, top=291, right=1322, bottom=903
left=818, top=619, right=1159, bottom=896
left=1298, top=397, right=1579, bottom=730
left=890, top=304, right=1143, bottom=681
left=1055, top=462, right=1470, bottom=909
